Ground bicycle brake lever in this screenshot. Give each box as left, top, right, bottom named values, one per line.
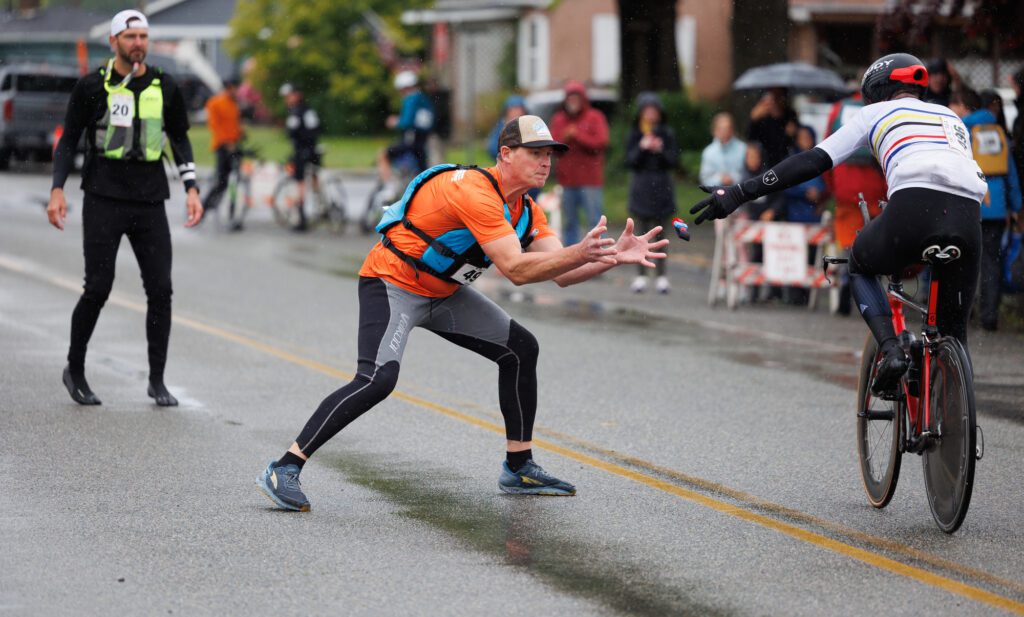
left=821, top=256, right=848, bottom=286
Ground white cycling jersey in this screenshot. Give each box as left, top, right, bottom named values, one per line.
left=817, top=97, right=988, bottom=202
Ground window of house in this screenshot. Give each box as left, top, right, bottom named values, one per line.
left=591, top=14, right=620, bottom=85
left=676, top=16, right=696, bottom=89
left=517, top=13, right=549, bottom=90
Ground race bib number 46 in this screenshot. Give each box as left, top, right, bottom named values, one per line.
left=109, top=92, right=135, bottom=128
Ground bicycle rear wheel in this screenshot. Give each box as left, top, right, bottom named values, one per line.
left=922, top=337, right=976, bottom=533
left=321, top=177, right=348, bottom=234
left=271, top=177, right=303, bottom=229
left=856, top=335, right=903, bottom=508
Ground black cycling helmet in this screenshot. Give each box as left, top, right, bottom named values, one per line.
left=860, top=53, right=929, bottom=104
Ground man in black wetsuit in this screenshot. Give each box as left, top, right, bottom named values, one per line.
left=46, top=9, right=203, bottom=407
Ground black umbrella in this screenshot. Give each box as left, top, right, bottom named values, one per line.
left=733, top=62, right=848, bottom=93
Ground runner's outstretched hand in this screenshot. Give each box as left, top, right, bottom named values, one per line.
left=689, top=184, right=747, bottom=225
left=578, top=215, right=618, bottom=265
left=613, top=218, right=668, bottom=268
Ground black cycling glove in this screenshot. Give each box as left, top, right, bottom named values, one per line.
left=690, top=184, right=748, bottom=225
left=689, top=147, right=835, bottom=225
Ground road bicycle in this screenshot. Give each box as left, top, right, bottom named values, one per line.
left=214, top=145, right=259, bottom=231
left=823, top=195, right=983, bottom=533
left=271, top=156, right=348, bottom=234
left=361, top=149, right=420, bottom=234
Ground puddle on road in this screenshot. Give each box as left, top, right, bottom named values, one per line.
left=326, top=454, right=733, bottom=617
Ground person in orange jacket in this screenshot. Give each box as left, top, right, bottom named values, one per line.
left=202, top=79, right=243, bottom=221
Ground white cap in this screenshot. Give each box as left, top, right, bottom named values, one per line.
left=111, top=9, right=148, bottom=37
left=278, top=83, right=295, bottom=97
left=394, top=70, right=417, bottom=90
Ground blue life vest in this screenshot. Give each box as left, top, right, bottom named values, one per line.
left=376, top=164, right=537, bottom=285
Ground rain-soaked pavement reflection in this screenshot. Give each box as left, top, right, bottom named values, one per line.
left=326, top=453, right=734, bottom=617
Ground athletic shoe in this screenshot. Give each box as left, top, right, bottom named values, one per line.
left=62, top=366, right=101, bottom=405
left=655, top=275, right=670, bottom=294
left=499, top=459, right=576, bottom=496
left=871, top=344, right=909, bottom=397
left=630, top=275, right=647, bottom=294
left=257, top=461, right=310, bottom=512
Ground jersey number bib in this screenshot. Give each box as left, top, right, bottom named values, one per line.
left=940, top=117, right=971, bottom=157
left=109, top=92, right=135, bottom=128
left=452, top=263, right=486, bottom=285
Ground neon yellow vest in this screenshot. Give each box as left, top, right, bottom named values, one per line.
left=95, top=59, right=165, bottom=161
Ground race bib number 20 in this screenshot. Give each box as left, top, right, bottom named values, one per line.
left=109, top=92, right=135, bottom=128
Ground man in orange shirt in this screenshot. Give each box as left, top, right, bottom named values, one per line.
left=258, top=116, right=668, bottom=511
left=202, top=79, right=243, bottom=223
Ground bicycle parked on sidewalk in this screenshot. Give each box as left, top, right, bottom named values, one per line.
left=272, top=156, right=348, bottom=234
left=823, top=195, right=983, bottom=533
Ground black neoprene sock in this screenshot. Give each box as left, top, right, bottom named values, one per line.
left=506, top=449, right=532, bottom=472
left=278, top=451, right=306, bottom=469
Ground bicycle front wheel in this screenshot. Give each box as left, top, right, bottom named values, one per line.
left=223, top=170, right=250, bottom=228
left=271, top=177, right=303, bottom=229
left=321, top=177, right=348, bottom=234
left=856, top=335, right=903, bottom=508
left=922, top=337, right=976, bottom=534
left=362, top=184, right=388, bottom=234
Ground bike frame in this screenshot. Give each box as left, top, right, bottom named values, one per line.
left=886, top=274, right=941, bottom=443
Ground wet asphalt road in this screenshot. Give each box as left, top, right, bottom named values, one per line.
left=2, top=168, right=1024, bottom=616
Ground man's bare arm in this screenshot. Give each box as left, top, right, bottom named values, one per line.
left=481, top=218, right=616, bottom=286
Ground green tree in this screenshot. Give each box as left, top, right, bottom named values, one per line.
left=227, top=0, right=428, bottom=135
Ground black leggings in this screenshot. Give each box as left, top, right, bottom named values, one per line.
left=201, top=146, right=239, bottom=212
left=849, top=187, right=980, bottom=347
left=68, top=194, right=173, bottom=381
left=295, top=277, right=539, bottom=457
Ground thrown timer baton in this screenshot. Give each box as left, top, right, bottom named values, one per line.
left=672, top=217, right=690, bottom=241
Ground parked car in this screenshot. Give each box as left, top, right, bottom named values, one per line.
left=0, top=63, right=80, bottom=169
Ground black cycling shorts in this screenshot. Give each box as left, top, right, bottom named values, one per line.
left=850, top=187, right=981, bottom=343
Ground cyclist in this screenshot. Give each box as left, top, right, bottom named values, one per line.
left=376, top=70, right=434, bottom=200
left=279, top=82, right=322, bottom=231
left=258, top=115, right=668, bottom=511
left=689, top=53, right=987, bottom=396
left=201, top=78, right=243, bottom=228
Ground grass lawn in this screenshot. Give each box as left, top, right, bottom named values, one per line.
left=187, top=125, right=706, bottom=223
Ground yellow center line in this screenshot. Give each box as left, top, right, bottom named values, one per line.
left=4, top=257, right=1024, bottom=615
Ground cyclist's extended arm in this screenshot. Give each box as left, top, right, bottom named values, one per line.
left=690, top=147, right=834, bottom=224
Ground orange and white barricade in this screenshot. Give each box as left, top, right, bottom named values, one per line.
left=708, top=212, right=838, bottom=310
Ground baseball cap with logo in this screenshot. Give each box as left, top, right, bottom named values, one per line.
left=111, top=9, right=148, bottom=37
left=498, top=115, right=568, bottom=153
